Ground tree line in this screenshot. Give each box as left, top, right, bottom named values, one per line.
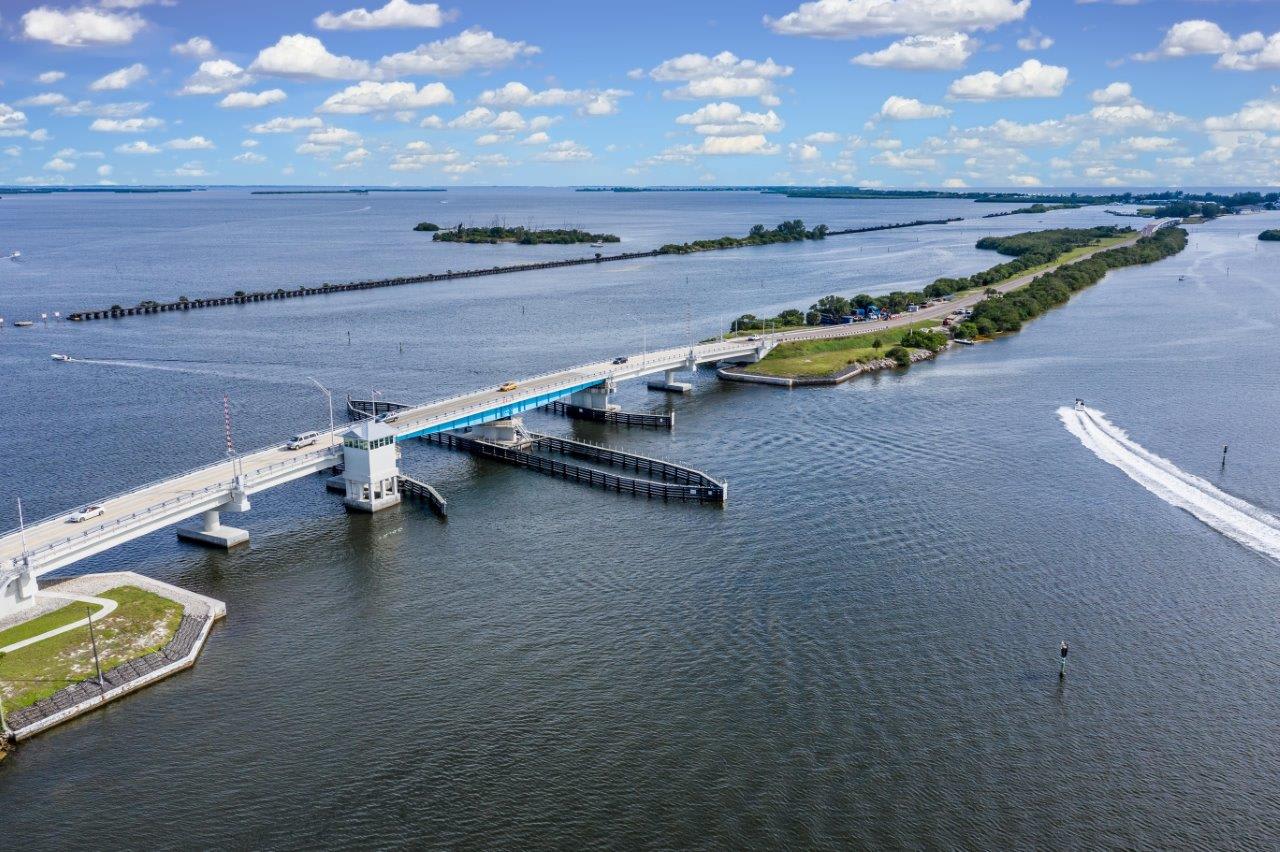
left=658, top=219, right=828, bottom=254
left=951, top=227, right=1188, bottom=339
left=417, top=223, right=621, bottom=244
left=730, top=226, right=1136, bottom=331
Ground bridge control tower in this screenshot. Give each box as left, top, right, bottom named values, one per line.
left=342, top=420, right=401, bottom=512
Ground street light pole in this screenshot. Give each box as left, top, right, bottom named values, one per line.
left=86, top=606, right=104, bottom=691
left=0, top=651, right=9, bottom=740
left=308, top=377, right=335, bottom=446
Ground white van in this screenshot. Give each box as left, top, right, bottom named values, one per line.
left=287, top=431, right=320, bottom=450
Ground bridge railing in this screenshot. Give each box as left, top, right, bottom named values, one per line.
left=384, top=344, right=722, bottom=430
left=4, top=446, right=340, bottom=573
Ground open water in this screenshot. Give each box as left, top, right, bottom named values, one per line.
left=1, top=189, right=1279, bottom=849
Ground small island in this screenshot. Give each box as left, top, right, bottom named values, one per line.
left=419, top=223, right=621, bottom=244
left=658, top=219, right=828, bottom=254
left=983, top=203, right=1083, bottom=218
left=1259, top=230, right=1280, bottom=241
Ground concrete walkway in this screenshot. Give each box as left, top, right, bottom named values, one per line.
left=0, top=592, right=117, bottom=654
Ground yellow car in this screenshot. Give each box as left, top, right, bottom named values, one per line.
left=499, top=381, right=518, bottom=392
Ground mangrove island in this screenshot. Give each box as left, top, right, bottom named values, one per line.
left=658, top=219, right=828, bottom=254
left=983, top=203, right=1084, bottom=218
left=419, top=223, right=621, bottom=245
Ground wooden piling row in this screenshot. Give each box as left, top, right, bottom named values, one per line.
left=66, top=250, right=663, bottom=322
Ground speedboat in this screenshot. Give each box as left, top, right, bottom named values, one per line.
left=51, top=353, right=71, bottom=362
left=1074, top=398, right=1085, bottom=411
left=590, top=241, right=604, bottom=248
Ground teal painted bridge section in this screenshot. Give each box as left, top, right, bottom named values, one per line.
left=395, top=378, right=605, bottom=441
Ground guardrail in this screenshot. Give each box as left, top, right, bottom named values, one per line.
left=4, top=446, right=339, bottom=575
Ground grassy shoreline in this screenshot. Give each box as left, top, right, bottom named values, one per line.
left=742, top=226, right=1188, bottom=381
left=0, top=586, right=183, bottom=711
left=743, top=322, right=941, bottom=378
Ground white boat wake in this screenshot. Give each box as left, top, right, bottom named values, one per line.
left=1059, top=405, right=1280, bottom=561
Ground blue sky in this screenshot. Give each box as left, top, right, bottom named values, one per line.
left=2, top=0, right=1279, bottom=187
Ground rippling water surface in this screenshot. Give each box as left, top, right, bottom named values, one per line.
left=2, top=190, right=1280, bottom=849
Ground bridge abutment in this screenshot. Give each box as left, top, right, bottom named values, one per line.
left=0, top=563, right=39, bottom=619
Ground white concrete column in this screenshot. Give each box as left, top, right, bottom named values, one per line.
left=473, top=417, right=532, bottom=448
left=177, top=501, right=250, bottom=549
left=569, top=382, right=620, bottom=412
left=648, top=368, right=692, bottom=394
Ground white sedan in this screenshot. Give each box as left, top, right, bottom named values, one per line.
left=68, top=505, right=105, bottom=523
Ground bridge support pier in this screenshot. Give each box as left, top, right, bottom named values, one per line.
left=647, top=368, right=693, bottom=394
left=568, top=382, right=619, bottom=413
left=472, top=417, right=532, bottom=448
left=177, top=505, right=249, bottom=549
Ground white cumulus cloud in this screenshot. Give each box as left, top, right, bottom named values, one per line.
left=251, top=34, right=374, bottom=80
left=377, top=28, right=539, bottom=77
left=249, top=116, right=323, bottom=133
left=878, top=95, right=951, bottom=119
left=1204, top=99, right=1280, bottom=132
left=676, top=102, right=784, bottom=136
left=701, top=135, right=780, bottom=155
left=316, top=0, right=452, bottom=29
left=853, top=33, right=977, bottom=70
left=1090, top=82, right=1132, bottom=104
left=317, top=80, right=453, bottom=114
left=21, top=5, right=145, bottom=47
left=1122, top=136, right=1176, bottom=151
left=89, top=63, right=148, bottom=92
left=115, top=140, right=160, bottom=154
left=165, top=136, right=215, bottom=150
left=1136, top=19, right=1236, bottom=61
left=947, top=59, right=1068, bottom=100
left=477, top=82, right=631, bottom=116
left=219, top=89, right=288, bottom=109
left=180, top=60, right=253, bottom=95
left=647, top=51, right=792, bottom=105
left=804, top=131, right=842, bottom=144
left=37, top=71, right=67, bottom=84
left=532, top=140, right=593, bottom=162
left=766, top=0, right=1029, bottom=38
left=0, top=104, right=29, bottom=135
left=90, top=117, right=165, bottom=132
left=18, top=92, right=69, bottom=108
left=172, top=36, right=217, bottom=59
